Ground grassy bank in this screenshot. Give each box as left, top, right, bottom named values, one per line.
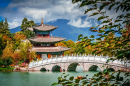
left=0, top=67, right=14, bottom=72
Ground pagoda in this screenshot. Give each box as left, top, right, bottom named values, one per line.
left=28, top=18, right=70, bottom=60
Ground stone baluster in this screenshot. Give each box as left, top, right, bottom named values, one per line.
left=46, top=58, right=48, bottom=63
left=33, top=60, right=34, bottom=66
left=42, top=58, right=43, bottom=64
left=77, top=53, right=78, bottom=57
left=99, top=55, right=101, bottom=61
left=56, top=55, right=57, bottom=61
left=85, top=53, right=86, bottom=57
left=37, top=59, right=38, bottom=65
left=60, top=55, right=62, bottom=60
left=66, top=55, right=68, bottom=61
left=94, top=55, right=95, bottom=61
left=77, top=54, right=78, bottom=60
left=82, top=54, right=84, bottom=60
left=72, top=54, right=73, bottom=59
left=50, top=55, right=53, bottom=62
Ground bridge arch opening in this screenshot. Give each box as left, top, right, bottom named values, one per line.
left=103, top=68, right=115, bottom=72
left=88, top=65, right=101, bottom=72
left=67, top=63, right=83, bottom=72
left=40, top=68, right=47, bottom=71
left=52, top=65, right=61, bottom=72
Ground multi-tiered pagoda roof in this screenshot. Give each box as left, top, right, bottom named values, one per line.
left=28, top=18, right=70, bottom=57
left=32, top=46, right=70, bottom=53
left=28, top=24, right=57, bottom=31
left=29, top=36, right=66, bottom=43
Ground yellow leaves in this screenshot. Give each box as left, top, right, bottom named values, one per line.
left=17, top=41, right=36, bottom=60
left=12, top=50, right=20, bottom=60
left=29, top=51, right=36, bottom=59
left=14, top=32, right=26, bottom=41
left=56, top=42, right=67, bottom=47
left=2, top=42, right=14, bottom=59
left=105, top=43, right=109, bottom=47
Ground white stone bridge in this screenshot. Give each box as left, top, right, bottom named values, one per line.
left=28, top=54, right=130, bottom=72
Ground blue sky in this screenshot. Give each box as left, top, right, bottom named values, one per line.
left=0, top=0, right=122, bottom=41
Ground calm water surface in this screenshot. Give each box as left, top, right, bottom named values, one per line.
left=0, top=71, right=97, bottom=86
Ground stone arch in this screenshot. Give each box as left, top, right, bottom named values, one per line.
left=103, top=67, right=115, bottom=72
left=51, top=65, right=62, bottom=72
left=34, top=66, right=47, bottom=71
left=83, top=63, right=103, bottom=71
left=67, top=62, right=83, bottom=71
left=88, top=65, right=101, bottom=72
left=40, top=67, right=47, bottom=71
left=108, top=68, right=115, bottom=71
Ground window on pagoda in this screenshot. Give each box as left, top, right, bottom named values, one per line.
left=41, top=44, right=50, bottom=47
left=42, top=34, right=50, bottom=37
left=47, top=44, right=50, bottom=46
left=50, top=43, right=55, bottom=47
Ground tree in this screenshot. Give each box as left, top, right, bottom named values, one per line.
left=21, top=18, right=28, bottom=31
left=2, top=41, right=14, bottom=59
left=13, top=31, right=26, bottom=49
left=73, top=0, right=130, bottom=60
left=0, top=18, right=10, bottom=36
left=17, top=41, right=36, bottom=63
left=0, top=35, right=5, bottom=57
left=0, top=41, right=14, bottom=67
left=21, top=18, right=36, bottom=31
left=21, top=18, right=36, bottom=38
left=53, top=0, right=130, bottom=85
left=23, top=29, right=35, bottom=38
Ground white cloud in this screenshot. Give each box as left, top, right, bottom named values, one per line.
left=68, top=18, right=92, bottom=28
left=0, top=0, right=123, bottom=29
left=8, top=18, right=21, bottom=29
left=20, top=8, right=47, bottom=20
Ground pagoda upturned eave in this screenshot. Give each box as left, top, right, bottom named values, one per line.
left=31, top=46, right=70, bottom=53
left=29, top=36, right=66, bottom=43
left=28, top=24, right=57, bottom=32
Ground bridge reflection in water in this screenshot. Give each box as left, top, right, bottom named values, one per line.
left=28, top=54, right=130, bottom=72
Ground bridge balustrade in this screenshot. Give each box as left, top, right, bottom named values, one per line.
left=28, top=54, right=130, bottom=69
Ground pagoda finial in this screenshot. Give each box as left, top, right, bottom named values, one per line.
left=41, top=17, right=43, bottom=24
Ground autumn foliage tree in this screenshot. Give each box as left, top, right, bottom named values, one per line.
left=17, top=41, right=36, bottom=63
left=53, top=0, right=130, bottom=86
left=1, top=41, right=14, bottom=67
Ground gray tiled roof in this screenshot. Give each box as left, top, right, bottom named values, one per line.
left=34, top=24, right=57, bottom=31
left=31, top=46, right=70, bottom=52
left=29, top=36, right=66, bottom=43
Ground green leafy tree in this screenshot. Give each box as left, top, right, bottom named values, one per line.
left=53, top=0, right=130, bottom=86
left=21, top=18, right=36, bottom=38
left=0, top=18, right=10, bottom=36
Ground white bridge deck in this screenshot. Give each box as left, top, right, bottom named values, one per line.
left=29, top=55, right=130, bottom=70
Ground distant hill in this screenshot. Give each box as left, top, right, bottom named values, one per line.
left=9, top=26, right=21, bottom=33
left=9, top=19, right=92, bottom=41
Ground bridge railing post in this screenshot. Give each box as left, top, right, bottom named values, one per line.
left=77, top=54, right=78, bottom=61
left=94, top=55, right=96, bottom=61
left=56, top=55, right=57, bottom=62
left=37, top=59, right=38, bottom=65
left=88, top=54, right=89, bottom=61
left=32, top=60, right=34, bottom=66
left=67, top=55, right=68, bottom=61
